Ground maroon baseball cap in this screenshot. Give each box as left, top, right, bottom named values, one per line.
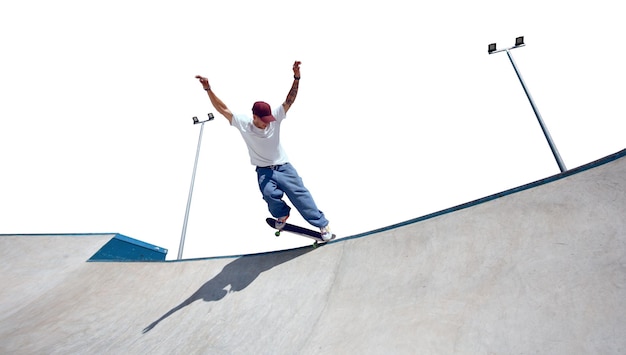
left=252, top=101, right=276, bottom=123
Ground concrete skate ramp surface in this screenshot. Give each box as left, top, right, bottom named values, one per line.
left=1, top=150, right=625, bottom=354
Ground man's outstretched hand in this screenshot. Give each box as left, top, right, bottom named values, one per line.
left=293, top=61, right=301, bottom=78
left=195, top=75, right=210, bottom=90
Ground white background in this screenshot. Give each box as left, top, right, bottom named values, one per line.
left=1, top=0, right=624, bottom=259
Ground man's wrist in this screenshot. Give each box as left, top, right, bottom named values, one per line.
left=204, top=87, right=211, bottom=91
left=293, top=75, right=300, bottom=80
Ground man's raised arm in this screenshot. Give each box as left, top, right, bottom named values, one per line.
left=195, top=75, right=234, bottom=124
left=282, top=61, right=301, bottom=113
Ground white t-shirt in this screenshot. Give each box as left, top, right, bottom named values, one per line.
left=231, top=104, right=289, bottom=167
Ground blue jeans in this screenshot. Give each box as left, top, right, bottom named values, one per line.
left=256, top=163, right=328, bottom=228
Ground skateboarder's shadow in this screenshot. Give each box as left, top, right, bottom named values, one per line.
left=143, top=246, right=314, bottom=333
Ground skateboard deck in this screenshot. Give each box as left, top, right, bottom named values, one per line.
left=266, top=218, right=335, bottom=247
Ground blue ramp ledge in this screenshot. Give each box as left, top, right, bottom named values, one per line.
left=89, top=234, right=168, bottom=261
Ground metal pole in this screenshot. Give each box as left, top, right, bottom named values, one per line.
left=178, top=122, right=205, bottom=260
left=505, top=49, right=567, bottom=172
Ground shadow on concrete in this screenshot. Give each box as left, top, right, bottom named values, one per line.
left=143, top=246, right=315, bottom=333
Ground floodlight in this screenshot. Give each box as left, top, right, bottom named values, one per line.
left=180, top=112, right=215, bottom=259
left=193, top=113, right=214, bottom=124
left=485, top=35, right=567, bottom=173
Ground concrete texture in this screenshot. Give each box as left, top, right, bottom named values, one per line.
left=1, top=150, right=625, bottom=354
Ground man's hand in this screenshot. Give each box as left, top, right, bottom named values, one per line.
left=195, top=75, right=211, bottom=90
left=292, top=61, right=301, bottom=78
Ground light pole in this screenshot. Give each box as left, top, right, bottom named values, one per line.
left=488, top=36, right=567, bottom=173
left=178, top=113, right=214, bottom=260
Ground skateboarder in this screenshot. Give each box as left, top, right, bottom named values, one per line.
left=195, top=61, right=333, bottom=241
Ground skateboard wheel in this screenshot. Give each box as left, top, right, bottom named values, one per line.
left=313, top=241, right=318, bottom=248
left=275, top=231, right=281, bottom=237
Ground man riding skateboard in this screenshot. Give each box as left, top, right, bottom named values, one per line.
left=195, top=61, right=333, bottom=241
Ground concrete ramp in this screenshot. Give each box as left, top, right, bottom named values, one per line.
left=1, top=150, right=625, bottom=354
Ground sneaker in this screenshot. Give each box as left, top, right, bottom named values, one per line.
left=320, top=225, right=334, bottom=241
left=275, top=215, right=289, bottom=230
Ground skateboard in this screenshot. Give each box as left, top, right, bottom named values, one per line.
left=266, top=218, right=335, bottom=248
